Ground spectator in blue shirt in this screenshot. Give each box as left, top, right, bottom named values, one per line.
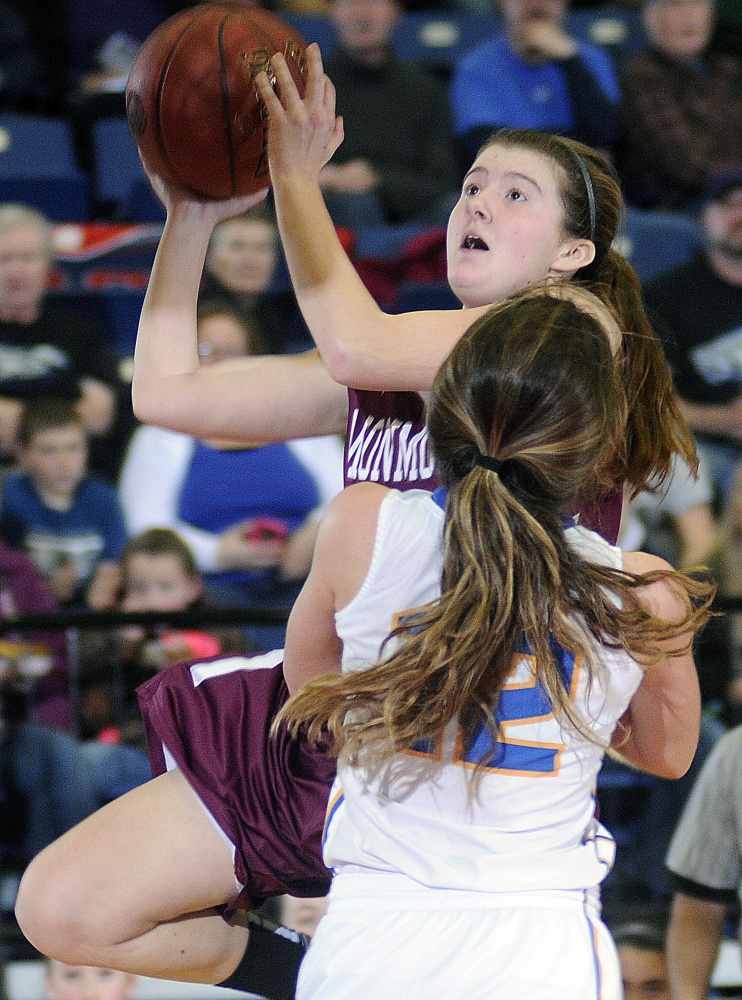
left=450, top=0, right=621, bottom=171
left=1, top=398, right=126, bottom=609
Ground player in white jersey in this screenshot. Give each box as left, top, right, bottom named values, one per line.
left=278, top=292, right=714, bottom=1000
left=14, top=290, right=708, bottom=1000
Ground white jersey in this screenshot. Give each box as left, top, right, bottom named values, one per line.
left=324, top=488, right=644, bottom=894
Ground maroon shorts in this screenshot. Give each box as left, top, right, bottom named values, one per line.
left=137, top=651, right=335, bottom=915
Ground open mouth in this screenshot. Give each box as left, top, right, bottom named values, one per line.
left=462, top=234, right=489, bottom=251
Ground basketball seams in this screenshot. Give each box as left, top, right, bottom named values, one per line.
left=153, top=5, right=216, bottom=187
left=126, top=1, right=307, bottom=198
left=217, top=16, right=238, bottom=197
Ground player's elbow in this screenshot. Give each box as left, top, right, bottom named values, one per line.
left=131, top=376, right=165, bottom=425
left=317, top=343, right=362, bottom=388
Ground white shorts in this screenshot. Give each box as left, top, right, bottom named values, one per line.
left=297, top=875, right=620, bottom=1000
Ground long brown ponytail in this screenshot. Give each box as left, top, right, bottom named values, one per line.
left=278, top=293, right=713, bottom=766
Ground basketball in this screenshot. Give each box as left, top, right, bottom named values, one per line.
left=125, top=2, right=307, bottom=199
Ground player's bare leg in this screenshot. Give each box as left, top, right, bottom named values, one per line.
left=16, top=769, right=248, bottom=983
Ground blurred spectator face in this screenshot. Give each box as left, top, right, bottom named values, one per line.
left=122, top=553, right=202, bottom=612
left=702, top=185, right=742, bottom=260
left=45, top=963, right=137, bottom=1000
left=643, top=0, right=713, bottom=61
left=499, top=0, right=568, bottom=38
left=617, top=944, right=670, bottom=1000
left=206, top=217, right=277, bottom=299
left=21, top=424, right=88, bottom=502
left=281, top=894, right=329, bottom=937
left=0, top=221, right=50, bottom=323
left=330, top=0, right=401, bottom=61
left=197, top=313, right=252, bottom=364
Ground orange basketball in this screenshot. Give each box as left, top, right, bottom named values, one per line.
left=125, top=1, right=307, bottom=199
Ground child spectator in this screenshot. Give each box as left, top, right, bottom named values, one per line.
left=77, top=527, right=250, bottom=744
left=44, top=960, right=137, bottom=1000
left=119, top=301, right=344, bottom=613
left=1, top=398, right=126, bottom=609
left=608, top=910, right=671, bottom=1000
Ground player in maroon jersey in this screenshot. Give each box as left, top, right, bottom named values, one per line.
left=17, top=45, right=693, bottom=1000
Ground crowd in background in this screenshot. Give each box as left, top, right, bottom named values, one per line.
left=0, top=0, right=740, bottom=995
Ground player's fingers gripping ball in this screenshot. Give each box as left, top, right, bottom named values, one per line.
left=125, top=1, right=307, bottom=198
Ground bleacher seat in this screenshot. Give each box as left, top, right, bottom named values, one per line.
left=285, top=7, right=642, bottom=77
left=393, top=12, right=500, bottom=73
left=282, top=13, right=337, bottom=55
left=619, top=207, right=704, bottom=285
left=566, top=5, right=646, bottom=62
left=92, top=116, right=149, bottom=220
left=0, top=113, right=90, bottom=221
left=99, top=286, right=147, bottom=357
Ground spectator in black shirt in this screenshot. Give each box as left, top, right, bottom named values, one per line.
left=0, top=203, right=123, bottom=477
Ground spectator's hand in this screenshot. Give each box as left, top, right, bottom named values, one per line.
left=48, top=557, right=78, bottom=605
left=216, top=522, right=286, bottom=571
left=0, top=395, right=23, bottom=455
left=86, top=561, right=121, bottom=610
left=77, top=378, right=117, bottom=437
left=514, top=19, right=578, bottom=62
left=279, top=519, right=319, bottom=581
left=256, top=43, right=344, bottom=185
left=319, top=160, right=378, bottom=194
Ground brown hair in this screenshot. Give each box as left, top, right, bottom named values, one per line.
left=479, top=129, right=696, bottom=497
left=278, top=293, right=714, bottom=765
left=17, top=398, right=84, bottom=448
left=196, top=297, right=268, bottom=357
left=121, top=527, right=199, bottom=581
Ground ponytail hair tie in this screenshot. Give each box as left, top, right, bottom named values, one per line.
left=474, top=452, right=504, bottom=474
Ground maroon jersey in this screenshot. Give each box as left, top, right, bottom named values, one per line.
left=344, top=389, right=440, bottom=491
left=138, top=652, right=334, bottom=912
left=575, top=487, right=622, bottom=547
left=346, top=389, right=622, bottom=542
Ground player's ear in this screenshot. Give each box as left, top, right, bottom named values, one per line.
left=548, top=239, right=596, bottom=277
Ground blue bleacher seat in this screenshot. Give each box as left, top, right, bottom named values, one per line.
left=392, top=12, right=500, bottom=72
left=566, top=5, right=646, bottom=63
left=620, top=207, right=704, bottom=285
left=123, top=177, right=165, bottom=224
left=92, top=116, right=149, bottom=220
left=47, top=286, right=145, bottom=359
left=285, top=7, right=641, bottom=76
left=282, top=13, right=337, bottom=55
left=0, top=113, right=90, bottom=221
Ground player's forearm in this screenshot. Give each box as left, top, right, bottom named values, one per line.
left=616, top=648, right=700, bottom=778
left=667, top=893, right=726, bottom=1000
left=132, top=206, right=210, bottom=425
left=271, top=170, right=391, bottom=386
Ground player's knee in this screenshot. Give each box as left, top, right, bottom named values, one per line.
left=16, top=847, right=90, bottom=960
